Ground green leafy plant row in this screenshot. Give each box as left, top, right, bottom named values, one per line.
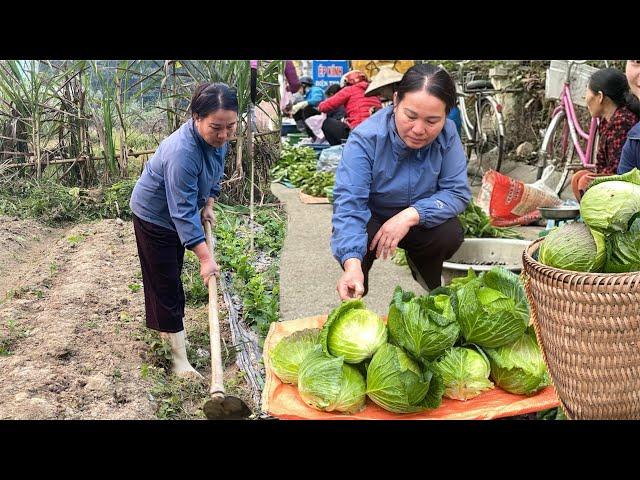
left=180, top=203, right=286, bottom=339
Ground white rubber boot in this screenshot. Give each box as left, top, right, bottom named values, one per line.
left=160, top=330, right=204, bottom=381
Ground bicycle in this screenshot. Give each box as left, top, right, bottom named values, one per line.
left=451, top=61, right=507, bottom=185
left=535, top=60, right=609, bottom=195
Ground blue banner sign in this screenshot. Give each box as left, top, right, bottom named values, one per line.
left=312, top=60, right=350, bottom=89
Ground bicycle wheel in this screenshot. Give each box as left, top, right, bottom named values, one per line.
left=536, top=110, right=574, bottom=195
left=471, top=99, right=504, bottom=183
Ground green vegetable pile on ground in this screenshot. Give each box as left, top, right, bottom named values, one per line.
left=458, top=200, right=523, bottom=239
left=389, top=267, right=547, bottom=403
left=300, top=171, right=335, bottom=197
left=270, top=143, right=317, bottom=184
left=270, top=299, right=444, bottom=414
left=539, top=168, right=640, bottom=273
left=269, top=267, right=550, bottom=415
left=270, top=143, right=335, bottom=198
left=323, top=186, right=334, bottom=203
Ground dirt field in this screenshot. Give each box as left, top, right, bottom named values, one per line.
left=0, top=216, right=253, bottom=420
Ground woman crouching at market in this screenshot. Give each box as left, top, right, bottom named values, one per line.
left=129, top=82, right=237, bottom=380
left=332, top=63, right=471, bottom=300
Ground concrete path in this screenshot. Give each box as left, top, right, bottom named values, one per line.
left=271, top=182, right=420, bottom=320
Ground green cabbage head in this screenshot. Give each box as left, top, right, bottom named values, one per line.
left=269, top=328, right=322, bottom=385
left=538, top=222, right=606, bottom=272
left=387, top=286, right=460, bottom=362
left=321, top=300, right=387, bottom=363
left=449, top=268, right=478, bottom=292
left=605, top=218, right=640, bottom=273
left=581, top=169, right=640, bottom=233
left=484, top=327, right=550, bottom=395
left=432, top=346, right=494, bottom=400
left=297, top=349, right=367, bottom=414
left=366, top=343, right=445, bottom=413
left=457, top=267, right=529, bottom=348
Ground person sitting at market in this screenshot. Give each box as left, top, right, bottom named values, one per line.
left=618, top=60, right=640, bottom=174
left=129, top=82, right=237, bottom=380
left=290, top=75, right=325, bottom=139
left=571, top=67, right=640, bottom=200
left=317, top=70, right=382, bottom=146
left=365, top=66, right=403, bottom=109
left=324, top=83, right=346, bottom=122
left=332, top=63, right=471, bottom=300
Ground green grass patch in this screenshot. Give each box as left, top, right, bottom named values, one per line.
left=0, top=178, right=136, bottom=226
left=0, top=319, right=29, bottom=356
left=67, top=234, right=85, bottom=246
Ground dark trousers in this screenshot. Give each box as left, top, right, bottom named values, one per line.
left=132, top=213, right=186, bottom=333
left=293, top=105, right=321, bottom=140
left=322, top=117, right=350, bottom=145
left=361, top=214, right=464, bottom=295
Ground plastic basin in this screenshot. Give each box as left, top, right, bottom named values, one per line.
left=442, top=238, right=532, bottom=284
left=281, top=123, right=299, bottom=136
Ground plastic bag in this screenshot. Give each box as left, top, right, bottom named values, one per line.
left=476, top=168, right=563, bottom=227
left=528, top=165, right=561, bottom=199
left=280, top=89, right=293, bottom=111
left=304, top=114, right=327, bottom=143
left=317, top=145, right=344, bottom=174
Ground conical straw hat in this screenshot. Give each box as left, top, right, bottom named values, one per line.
left=365, top=66, right=403, bottom=97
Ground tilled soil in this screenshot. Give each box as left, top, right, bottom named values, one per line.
left=0, top=216, right=253, bottom=419
left=0, top=217, right=157, bottom=419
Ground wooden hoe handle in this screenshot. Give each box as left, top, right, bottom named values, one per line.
left=204, top=220, right=225, bottom=399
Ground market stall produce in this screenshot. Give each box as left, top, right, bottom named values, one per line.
left=263, top=267, right=559, bottom=419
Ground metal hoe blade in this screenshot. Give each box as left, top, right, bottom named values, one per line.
left=204, top=395, right=252, bottom=420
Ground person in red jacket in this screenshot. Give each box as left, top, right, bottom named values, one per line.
left=318, top=70, right=382, bottom=145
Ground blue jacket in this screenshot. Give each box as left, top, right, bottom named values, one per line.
left=331, top=105, right=471, bottom=265
left=305, top=86, right=325, bottom=107
left=448, top=106, right=462, bottom=137
left=617, top=121, right=640, bottom=174
left=130, top=118, right=227, bottom=249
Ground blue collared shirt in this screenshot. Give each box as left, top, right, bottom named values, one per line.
left=331, top=105, right=471, bottom=265
left=130, top=118, right=227, bottom=249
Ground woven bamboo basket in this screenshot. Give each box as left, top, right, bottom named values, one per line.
left=522, top=238, right=640, bottom=419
